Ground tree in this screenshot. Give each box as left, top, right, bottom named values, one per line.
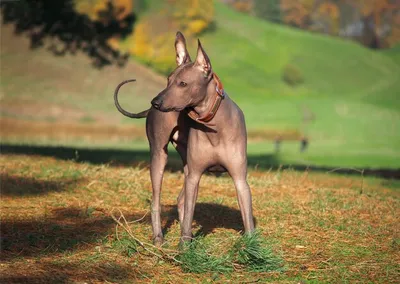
left=280, top=0, right=316, bottom=28
left=1, top=0, right=136, bottom=67
left=345, top=0, right=399, bottom=48
left=312, top=2, right=340, bottom=34
left=254, top=0, right=282, bottom=23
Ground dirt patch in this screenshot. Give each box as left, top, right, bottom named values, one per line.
left=0, top=117, right=147, bottom=143
left=0, top=98, right=90, bottom=122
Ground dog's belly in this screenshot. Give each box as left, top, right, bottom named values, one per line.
left=207, top=165, right=227, bottom=173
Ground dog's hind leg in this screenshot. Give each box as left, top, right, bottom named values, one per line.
left=171, top=113, right=190, bottom=226
left=149, top=143, right=168, bottom=246
left=176, top=164, right=188, bottom=224
left=180, top=170, right=202, bottom=244
left=172, top=139, right=188, bottom=225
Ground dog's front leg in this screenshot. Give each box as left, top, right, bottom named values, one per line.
left=226, top=162, right=255, bottom=234
left=180, top=172, right=201, bottom=245
left=233, top=179, right=255, bottom=233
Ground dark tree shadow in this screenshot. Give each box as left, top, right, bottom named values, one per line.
left=1, top=0, right=135, bottom=68
left=247, top=153, right=400, bottom=179
left=1, top=143, right=399, bottom=179
left=0, top=202, right=248, bottom=262
left=0, top=143, right=185, bottom=172
left=0, top=174, right=81, bottom=196
left=162, top=203, right=257, bottom=237
left=0, top=206, right=146, bottom=261
left=0, top=261, right=134, bottom=284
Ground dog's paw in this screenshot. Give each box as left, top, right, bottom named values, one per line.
left=153, top=236, right=164, bottom=247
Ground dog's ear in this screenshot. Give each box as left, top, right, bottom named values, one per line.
left=194, top=39, right=212, bottom=78
left=175, top=31, right=191, bottom=66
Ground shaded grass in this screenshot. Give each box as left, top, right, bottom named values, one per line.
left=2, top=143, right=399, bottom=179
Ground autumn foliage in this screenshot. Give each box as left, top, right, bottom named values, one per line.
left=128, top=0, right=215, bottom=74
left=225, top=0, right=400, bottom=49
left=73, top=0, right=133, bottom=22
left=72, top=0, right=214, bottom=73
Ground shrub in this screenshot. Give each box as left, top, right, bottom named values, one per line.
left=73, top=0, right=133, bottom=22
left=128, top=0, right=214, bottom=74
left=282, top=63, right=304, bottom=86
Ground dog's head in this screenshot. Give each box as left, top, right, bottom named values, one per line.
left=151, top=32, right=213, bottom=112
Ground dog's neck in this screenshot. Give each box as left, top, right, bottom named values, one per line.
left=189, top=74, right=226, bottom=125
left=193, top=80, right=216, bottom=113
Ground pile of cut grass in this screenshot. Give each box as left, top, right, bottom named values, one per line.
left=176, top=231, right=283, bottom=273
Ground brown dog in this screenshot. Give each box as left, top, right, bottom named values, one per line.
left=114, top=32, right=254, bottom=245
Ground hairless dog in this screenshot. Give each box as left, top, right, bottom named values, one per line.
left=114, top=32, right=255, bottom=246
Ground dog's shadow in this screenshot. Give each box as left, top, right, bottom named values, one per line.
left=162, top=202, right=256, bottom=237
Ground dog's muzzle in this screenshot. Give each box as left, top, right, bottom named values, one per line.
left=151, top=98, right=162, bottom=110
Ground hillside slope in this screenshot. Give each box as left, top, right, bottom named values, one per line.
left=198, top=2, right=400, bottom=168
left=201, top=2, right=400, bottom=108
left=382, top=44, right=400, bottom=65
left=0, top=25, right=164, bottom=125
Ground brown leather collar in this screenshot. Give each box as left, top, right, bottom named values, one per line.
left=187, top=73, right=225, bottom=123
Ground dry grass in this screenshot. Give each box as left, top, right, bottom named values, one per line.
left=1, top=154, right=399, bottom=283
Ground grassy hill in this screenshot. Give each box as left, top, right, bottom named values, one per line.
left=1, top=2, right=399, bottom=169
left=382, top=44, right=400, bottom=65
left=196, top=2, right=400, bottom=168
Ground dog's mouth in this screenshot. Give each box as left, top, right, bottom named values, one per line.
left=157, top=106, right=185, bottom=112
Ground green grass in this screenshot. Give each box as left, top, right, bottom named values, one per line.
left=176, top=231, right=283, bottom=273
left=201, top=2, right=400, bottom=107
left=382, top=43, right=400, bottom=65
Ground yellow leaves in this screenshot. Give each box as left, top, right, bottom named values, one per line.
left=129, top=22, right=152, bottom=59
left=315, top=2, right=340, bottom=34
left=73, top=0, right=133, bottom=22
left=187, top=8, right=198, bottom=18
left=233, top=1, right=253, bottom=13
left=281, top=0, right=314, bottom=28
left=129, top=0, right=214, bottom=74
left=107, top=37, right=120, bottom=50
left=73, top=0, right=215, bottom=74
left=128, top=20, right=175, bottom=74
left=73, top=0, right=104, bottom=21
left=319, top=3, right=339, bottom=20
left=187, top=19, right=209, bottom=35
left=172, top=0, right=215, bottom=35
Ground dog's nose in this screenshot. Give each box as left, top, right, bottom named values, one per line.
left=151, top=98, right=162, bottom=110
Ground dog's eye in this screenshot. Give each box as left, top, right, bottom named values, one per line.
left=179, top=81, right=187, bottom=87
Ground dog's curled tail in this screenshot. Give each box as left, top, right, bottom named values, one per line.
left=114, top=79, right=150, bottom=119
